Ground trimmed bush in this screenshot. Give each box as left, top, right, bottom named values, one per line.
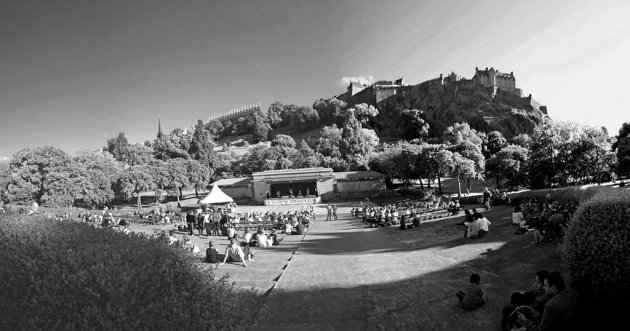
left=560, top=189, right=630, bottom=324
left=510, top=185, right=616, bottom=205
left=0, top=214, right=255, bottom=330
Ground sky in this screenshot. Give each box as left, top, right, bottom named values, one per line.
left=1, top=0, right=629, bottom=159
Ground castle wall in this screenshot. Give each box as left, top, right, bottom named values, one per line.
left=345, top=86, right=376, bottom=106
left=375, top=86, right=398, bottom=103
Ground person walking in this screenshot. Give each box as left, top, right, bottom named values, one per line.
left=326, top=203, right=332, bottom=221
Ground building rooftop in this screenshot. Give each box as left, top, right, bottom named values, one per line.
left=212, top=177, right=251, bottom=186
left=333, top=170, right=385, bottom=180
left=252, top=167, right=333, bottom=177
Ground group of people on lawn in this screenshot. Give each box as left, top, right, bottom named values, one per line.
left=177, top=207, right=314, bottom=237
left=351, top=197, right=463, bottom=228
left=456, top=270, right=579, bottom=331
left=511, top=194, right=576, bottom=243
left=462, top=209, right=492, bottom=238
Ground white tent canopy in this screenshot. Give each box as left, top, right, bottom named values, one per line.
left=199, top=183, right=234, bottom=204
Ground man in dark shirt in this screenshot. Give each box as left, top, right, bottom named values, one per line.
left=206, top=241, right=219, bottom=263
left=517, top=271, right=579, bottom=330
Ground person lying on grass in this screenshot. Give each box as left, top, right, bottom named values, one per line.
left=220, top=237, right=248, bottom=268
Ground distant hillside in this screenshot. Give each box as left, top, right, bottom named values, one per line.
left=337, top=71, right=547, bottom=139
left=217, top=68, right=548, bottom=150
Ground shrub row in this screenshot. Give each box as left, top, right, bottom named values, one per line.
left=560, top=189, right=630, bottom=326
left=508, top=185, right=620, bottom=205
left=0, top=215, right=254, bottom=330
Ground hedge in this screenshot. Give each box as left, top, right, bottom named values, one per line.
left=560, top=188, right=630, bottom=325
left=507, top=185, right=617, bottom=205
left=0, top=215, right=254, bottom=330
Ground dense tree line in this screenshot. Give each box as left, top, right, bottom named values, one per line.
left=0, top=96, right=627, bottom=208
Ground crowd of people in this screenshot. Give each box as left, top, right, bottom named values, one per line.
left=510, top=194, right=578, bottom=243
left=173, top=206, right=315, bottom=237
left=350, top=194, right=463, bottom=229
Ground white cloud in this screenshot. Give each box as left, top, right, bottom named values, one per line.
left=0, top=156, right=9, bottom=161
left=339, top=75, right=375, bottom=87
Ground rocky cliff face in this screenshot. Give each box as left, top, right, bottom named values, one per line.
left=357, top=79, right=547, bottom=140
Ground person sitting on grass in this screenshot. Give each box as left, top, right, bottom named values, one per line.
left=476, top=213, right=492, bottom=237
left=255, top=228, right=274, bottom=247
left=465, top=215, right=481, bottom=239
left=514, top=271, right=579, bottom=331
left=456, top=273, right=487, bottom=310
left=512, top=205, right=525, bottom=226
left=220, top=237, right=248, bottom=268
left=119, top=220, right=131, bottom=235
left=182, top=235, right=200, bottom=255
left=205, top=241, right=220, bottom=264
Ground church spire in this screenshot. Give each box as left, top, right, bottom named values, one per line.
left=157, top=117, right=163, bottom=139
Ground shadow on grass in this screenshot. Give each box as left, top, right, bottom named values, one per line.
left=250, top=206, right=566, bottom=330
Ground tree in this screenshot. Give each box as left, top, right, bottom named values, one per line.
left=312, top=97, right=347, bottom=126
left=107, top=132, right=130, bottom=161
left=266, top=101, right=285, bottom=129
left=528, top=120, right=615, bottom=188
left=271, top=135, right=297, bottom=169
left=339, top=112, right=379, bottom=170
left=115, top=165, right=156, bottom=209
left=205, top=120, right=224, bottom=139
left=612, top=122, right=630, bottom=178
left=188, top=120, right=217, bottom=170
left=313, top=125, right=343, bottom=158
left=511, top=133, right=532, bottom=149
left=443, top=123, right=485, bottom=192
left=123, top=143, right=155, bottom=165
left=183, top=159, right=211, bottom=197
left=251, top=113, right=271, bottom=143
left=294, top=140, right=320, bottom=168
left=238, top=145, right=278, bottom=175
left=485, top=131, right=507, bottom=156
left=351, top=103, right=379, bottom=125
left=485, top=145, right=529, bottom=189
left=289, top=106, right=320, bottom=131
left=153, top=138, right=190, bottom=160
left=164, top=159, right=191, bottom=201
left=400, top=109, right=430, bottom=140
left=5, top=146, right=72, bottom=205
left=72, top=151, right=122, bottom=207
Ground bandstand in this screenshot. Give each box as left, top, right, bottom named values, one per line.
left=251, top=168, right=334, bottom=205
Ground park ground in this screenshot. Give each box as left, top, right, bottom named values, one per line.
left=128, top=201, right=562, bottom=331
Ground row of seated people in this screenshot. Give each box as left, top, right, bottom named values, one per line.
left=175, top=208, right=314, bottom=236
left=155, top=226, right=282, bottom=268
left=351, top=200, right=464, bottom=228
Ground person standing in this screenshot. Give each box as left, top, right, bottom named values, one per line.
left=326, top=203, right=332, bottom=221
left=186, top=211, right=195, bottom=235
left=332, top=204, right=338, bottom=220
left=483, top=187, right=492, bottom=211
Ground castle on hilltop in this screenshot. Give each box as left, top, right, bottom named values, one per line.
left=472, top=67, right=521, bottom=95
left=336, top=67, right=547, bottom=115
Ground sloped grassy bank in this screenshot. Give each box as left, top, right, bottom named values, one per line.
left=0, top=215, right=256, bottom=330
